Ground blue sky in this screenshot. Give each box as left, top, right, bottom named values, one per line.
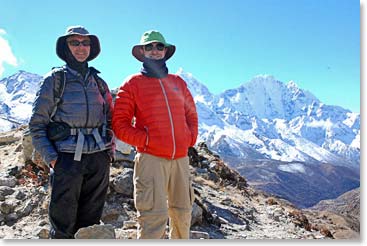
left=0, top=0, right=361, bottom=112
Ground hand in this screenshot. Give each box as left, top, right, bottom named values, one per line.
left=49, top=160, right=57, bottom=168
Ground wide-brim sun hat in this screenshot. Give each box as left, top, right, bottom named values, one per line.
left=56, top=25, right=100, bottom=62
left=132, top=30, right=176, bottom=62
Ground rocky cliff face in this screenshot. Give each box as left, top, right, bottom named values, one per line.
left=0, top=126, right=359, bottom=239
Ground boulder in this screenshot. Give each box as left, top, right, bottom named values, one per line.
left=74, top=224, right=116, bottom=239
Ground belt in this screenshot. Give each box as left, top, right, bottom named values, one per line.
left=70, top=127, right=106, bottom=161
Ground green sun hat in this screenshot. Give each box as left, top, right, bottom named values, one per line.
left=132, top=30, right=176, bottom=62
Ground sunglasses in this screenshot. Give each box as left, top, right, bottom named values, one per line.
left=144, top=43, right=165, bottom=51
left=68, top=40, right=91, bottom=47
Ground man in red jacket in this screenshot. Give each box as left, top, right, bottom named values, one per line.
left=112, top=30, right=198, bottom=239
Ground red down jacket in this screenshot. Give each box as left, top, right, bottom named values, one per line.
left=112, top=74, right=198, bottom=159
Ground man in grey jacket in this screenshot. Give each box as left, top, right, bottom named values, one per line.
left=29, top=25, right=114, bottom=239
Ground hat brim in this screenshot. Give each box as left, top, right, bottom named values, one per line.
left=132, top=44, right=176, bottom=62
left=56, top=34, right=100, bottom=62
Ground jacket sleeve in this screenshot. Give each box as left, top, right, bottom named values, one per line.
left=183, top=81, right=199, bottom=147
left=101, top=80, right=114, bottom=129
left=112, top=80, right=147, bottom=148
left=28, top=74, right=58, bottom=165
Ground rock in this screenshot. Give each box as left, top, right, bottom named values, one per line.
left=116, top=228, right=136, bottom=239
left=14, top=190, right=26, bottom=200
left=0, top=132, right=20, bottom=145
left=0, top=176, right=17, bottom=187
left=14, top=143, right=23, bottom=153
left=6, top=166, right=19, bottom=177
left=188, top=147, right=201, bottom=167
left=38, top=220, right=48, bottom=226
left=191, top=202, right=203, bottom=226
left=114, top=151, right=135, bottom=164
left=288, top=210, right=311, bottom=231
left=0, top=186, right=15, bottom=200
left=74, top=224, right=116, bottom=239
left=115, top=139, right=132, bottom=155
left=111, top=168, right=134, bottom=197
left=35, top=227, right=49, bottom=239
left=196, top=168, right=208, bottom=174
left=0, top=201, right=16, bottom=214
left=122, top=220, right=137, bottom=230
left=207, top=172, right=219, bottom=183
left=272, top=207, right=285, bottom=222
left=21, top=128, right=48, bottom=171
left=218, top=216, right=229, bottom=224
left=101, top=205, right=129, bottom=227
left=21, top=129, right=33, bottom=163
left=190, top=230, right=210, bottom=239
left=5, top=213, right=18, bottom=222
left=16, top=199, right=34, bottom=217
left=266, top=197, right=278, bottom=205
left=220, top=197, right=232, bottom=206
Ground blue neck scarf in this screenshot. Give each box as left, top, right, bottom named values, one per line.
left=141, top=57, right=168, bottom=78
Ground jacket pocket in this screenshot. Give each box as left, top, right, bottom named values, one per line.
left=143, top=126, right=149, bottom=151
left=134, top=177, right=154, bottom=211
left=184, top=124, right=193, bottom=147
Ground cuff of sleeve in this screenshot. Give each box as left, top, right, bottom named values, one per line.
left=45, top=153, right=58, bottom=166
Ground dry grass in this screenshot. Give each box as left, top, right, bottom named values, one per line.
left=193, top=176, right=219, bottom=189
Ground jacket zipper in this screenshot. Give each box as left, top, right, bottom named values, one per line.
left=159, top=79, right=176, bottom=159
left=82, top=73, right=91, bottom=150
left=83, top=70, right=93, bottom=129
left=84, top=85, right=89, bottom=127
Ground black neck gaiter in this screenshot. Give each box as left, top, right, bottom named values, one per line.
left=64, top=45, right=89, bottom=78
left=141, top=57, right=168, bottom=78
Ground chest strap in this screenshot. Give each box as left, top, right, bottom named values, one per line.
left=70, top=127, right=106, bottom=161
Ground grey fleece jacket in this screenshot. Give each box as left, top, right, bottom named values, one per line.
left=29, top=65, right=114, bottom=165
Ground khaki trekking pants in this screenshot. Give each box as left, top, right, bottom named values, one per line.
left=133, top=153, right=195, bottom=239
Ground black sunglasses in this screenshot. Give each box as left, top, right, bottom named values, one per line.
left=68, top=40, right=91, bottom=47
left=144, top=43, right=165, bottom=51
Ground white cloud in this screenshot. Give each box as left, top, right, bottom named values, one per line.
left=0, top=29, right=18, bottom=77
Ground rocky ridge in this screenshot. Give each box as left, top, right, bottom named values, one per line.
left=0, top=126, right=359, bottom=239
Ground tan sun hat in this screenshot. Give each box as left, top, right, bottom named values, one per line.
left=56, top=25, right=100, bottom=62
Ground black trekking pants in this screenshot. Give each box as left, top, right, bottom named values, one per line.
left=49, top=151, right=110, bottom=239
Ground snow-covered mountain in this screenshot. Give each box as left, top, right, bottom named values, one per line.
left=0, top=71, right=43, bottom=132
left=0, top=70, right=360, bottom=207
left=178, top=70, right=360, bottom=169
left=178, top=69, right=359, bottom=207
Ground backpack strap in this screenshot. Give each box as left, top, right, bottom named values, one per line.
left=91, top=71, right=108, bottom=137
left=50, top=67, right=67, bottom=122
left=93, top=73, right=107, bottom=96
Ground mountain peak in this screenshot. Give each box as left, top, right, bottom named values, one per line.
left=176, top=69, right=213, bottom=103
left=244, top=75, right=283, bottom=93
left=253, top=74, right=276, bottom=81
left=287, top=80, right=299, bottom=88
left=176, top=67, right=185, bottom=75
